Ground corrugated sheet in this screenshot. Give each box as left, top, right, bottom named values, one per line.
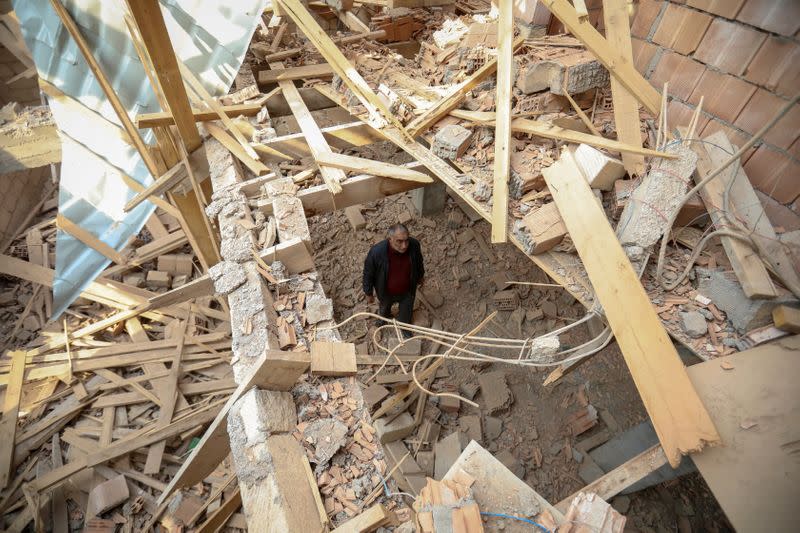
left=13, top=0, right=266, bottom=319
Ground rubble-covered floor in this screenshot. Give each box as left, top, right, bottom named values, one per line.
left=308, top=191, right=733, bottom=531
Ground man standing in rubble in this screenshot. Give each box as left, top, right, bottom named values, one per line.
left=363, top=223, right=425, bottom=334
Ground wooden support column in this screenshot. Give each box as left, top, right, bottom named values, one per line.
left=491, top=0, right=513, bottom=243
left=125, top=0, right=221, bottom=270
left=602, top=0, right=646, bottom=177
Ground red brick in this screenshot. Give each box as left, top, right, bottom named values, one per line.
left=687, top=0, right=746, bottom=18
left=743, top=37, right=800, bottom=98
left=737, top=0, right=800, bottom=37
left=652, top=4, right=712, bottom=54
left=699, top=120, right=757, bottom=164
left=688, top=69, right=757, bottom=123
left=667, top=99, right=710, bottom=133
left=734, top=89, right=800, bottom=150
left=631, top=37, right=658, bottom=74
left=649, top=50, right=705, bottom=100
left=694, top=19, right=766, bottom=76
left=631, top=0, right=663, bottom=39
left=743, top=145, right=800, bottom=204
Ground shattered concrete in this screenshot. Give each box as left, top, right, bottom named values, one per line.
left=208, top=260, right=247, bottom=295
left=696, top=268, right=799, bottom=333
left=305, top=292, right=334, bottom=324
left=302, top=418, right=349, bottom=464
left=432, top=124, right=474, bottom=160
left=518, top=50, right=609, bottom=95
left=679, top=311, right=708, bottom=338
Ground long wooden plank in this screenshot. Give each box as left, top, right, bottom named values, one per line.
left=258, top=63, right=334, bottom=84
left=406, top=36, right=524, bottom=137
left=541, top=0, right=661, bottom=115
left=701, top=131, right=800, bottom=296
left=451, top=111, right=675, bottom=159
left=691, top=137, right=777, bottom=299
left=135, top=103, right=262, bottom=129
left=269, top=61, right=346, bottom=194
left=276, top=0, right=410, bottom=138
left=492, top=0, right=513, bottom=244
left=205, top=122, right=270, bottom=177
left=254, top=121, right=382, bottom=162
left=155, top=351, right=310, bottom=505
left=197, top=488, right=242, bottom=533
left=316, top=152, right=434, bottom=184
left=542, top=149, right=720, bottom=467
left=55, top=214, right=127, bottom=265
left=48, top=0, right=159, bottom=176
left=602, top=0, right=646, bottom=177
left=0, top=351, right=26, bottom=489
left=125, top=0, right=202, bottom=151
left=555, top=444, right=668, bottom=513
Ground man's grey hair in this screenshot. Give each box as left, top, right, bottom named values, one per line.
left=387, top=223, right=409, bottom=236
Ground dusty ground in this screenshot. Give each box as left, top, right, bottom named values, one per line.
left=308, top=184, right=733, bottom=532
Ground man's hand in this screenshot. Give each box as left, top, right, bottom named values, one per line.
left=366, top=294, right=375, bottom=305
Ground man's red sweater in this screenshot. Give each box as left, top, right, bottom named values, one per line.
left=386, top=246, right=412, bottom=295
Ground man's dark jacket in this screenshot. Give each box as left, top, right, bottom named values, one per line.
left=363, top=238, right=424, bottom=301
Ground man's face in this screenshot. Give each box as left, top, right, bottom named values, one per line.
left=388, top=231, right=409, bottom=253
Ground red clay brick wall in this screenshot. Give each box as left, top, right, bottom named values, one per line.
left=548, top=0, right=800, bottom=212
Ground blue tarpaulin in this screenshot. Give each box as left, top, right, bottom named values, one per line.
left=13, top=0, right=266, bottom=319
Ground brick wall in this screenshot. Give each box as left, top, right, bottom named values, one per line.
left=547, top=0, right=800, bottom=211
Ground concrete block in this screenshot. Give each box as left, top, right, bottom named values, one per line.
left=434, top=430, right=469, bottom=480
left=411, top=181, right=446, bottom=216
left=305, top=293, right=333, bottom=324
left=374, top=412, right=415, bottom=443
left=573, top=144, right=626, bottom=191
left=146, top=270, right=171, bottom=288
left=86, top=475, right=129, bottom=518
left=432, top=125, right=473, bottom=160
left=234, top=388, right=297, bottom=445
left=517, top=50, right=609, bottom=95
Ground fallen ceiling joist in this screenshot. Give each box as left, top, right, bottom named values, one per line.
left=542, top=149, right=720, bottom=467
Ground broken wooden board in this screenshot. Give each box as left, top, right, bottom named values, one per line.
left=258, top=63, right=334, bottom=84
left=0, top=351, right=26, bottom=489
left=155, top=350, right=311, bottom=505
left=555, top=444, right=668, bottom=513
left=688, top=335, right=800, bottom=533
left=543, top=148, right=720, bottom=467
left=135, top=103, right=263, bottom=128
left=311, top=341, right=357, bottom=376
left=443, top=440, right=564, bottom=528
left=316, top=152, right=434, bottom=183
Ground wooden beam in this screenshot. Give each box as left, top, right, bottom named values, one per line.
left=197, top=488, right=241, bottom=533
left=555, top=444, right=668, bottom=513
left=135, top=104, right=262, bottom=129
left=406, top=36, right=524, bottom=137
left=275, top=0, right=411, bottom=138
left=205, top=123, right=270, bottom=177
left=269, top=61, right=345, bottom=193
left=451, top=111, right=676, bottom=159
left=258, top=63, right=334, bottom=85
left=124, top=0, right=202, bottom=151
left=48, top=0, right=159, bottom=178
left=338, top=10, right=371, bottom=34
left=492, top=0, right=513, bottom=244
left=257, top=163, right=428, bottom=216
left=155, top=350, right=311, bottom=506
left=699, top=131, right=800, bottom=297
left=603, top=0, right=646, bottom=176
left=123, top=160, right=187, bottom=212
left=254, top=121, right=382, bottom=162
left=541, top=0, right=661, bottom=115
left=178, top=60, right=260, bottom=161
left=0, top=351, right=26, bottom=489
left=691, top=137, right=777, bottom=299
left=542, top=149, right=720, bottom=467
left=315, top=152, right=434, bottom=183
left=55, top=214, right=127, bottom=265
left=773, top=306, right=800, bottom=333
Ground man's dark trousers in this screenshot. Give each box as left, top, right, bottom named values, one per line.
left=378, top=290, right=414, bottom=326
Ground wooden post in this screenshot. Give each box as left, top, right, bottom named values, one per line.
left=125, top=0, right=221, bottom=269
left=491, top=0, right=513, bottom=243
